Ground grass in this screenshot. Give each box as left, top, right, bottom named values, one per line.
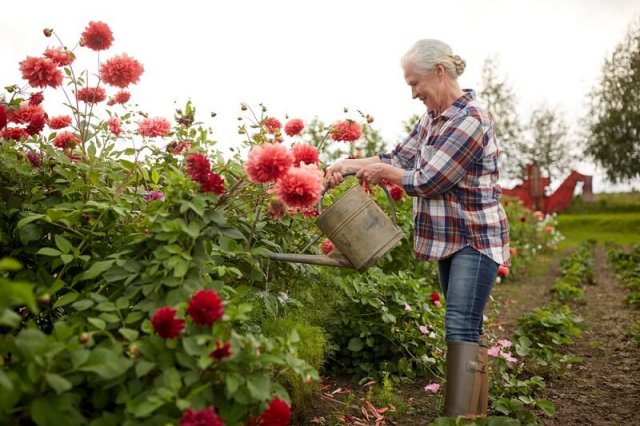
left=555, top=212, right=640, bottom=250
left=553, top=191, right=640, bottom=250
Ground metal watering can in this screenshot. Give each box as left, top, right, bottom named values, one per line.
left=267, top=173, right=405, bottom=272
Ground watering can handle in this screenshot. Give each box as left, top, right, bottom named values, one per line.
left=318, top=172, right=399, bottom=225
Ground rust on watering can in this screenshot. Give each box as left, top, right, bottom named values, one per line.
left=267, top=173, right=404, bottom=272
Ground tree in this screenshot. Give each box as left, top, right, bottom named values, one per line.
left=520, top=105, right=573, bottom=183
left=585, top=17, right=640, bottom=182
left=478, top=55, right=522, bottom=179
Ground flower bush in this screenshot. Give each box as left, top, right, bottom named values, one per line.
left=0, top=20, right=564, bottom=426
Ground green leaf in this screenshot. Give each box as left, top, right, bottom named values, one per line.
left=0, top=369, right=13, bottom=391
left=54, top=235, right=73, bottom=254
left=53, top=292, right=79, bottom=308
left=45, top=373, right=72, bottom=395
left=19, top=223, right=43, bottom=244
left=60, top=254, right=74, bottom=265
left=78, top=260, right=115, bottom=281
left=71, top=299, right=94, bottom=311
left=0, top=257, right=22, bottom=271
left=536, top=399, right=556, bottom=416
left=79, top=348, right=133, bottom=379
left=119, top=328, right=139, bottom=341
left=135, top=360, right=155, bottom=378
left=37, top=247, right=63, bottom=257
left=348, top=337, right=364, bottom=352
left=16, top=214, right=44, bottom=229
left=225, top=372, right=242, bottom=395
left=0, top=308, right=22, bottom=328
left=133, top=396, right=165, bottom=418
left=88, top=317, right=106, bottom=330
left=246, top=374, right=271, bottom=400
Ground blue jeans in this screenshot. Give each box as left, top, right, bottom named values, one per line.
left=437, top=246, right=498, bottom=343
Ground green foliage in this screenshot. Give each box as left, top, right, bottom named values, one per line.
left=326, top=268, right=444, bottom=381
left=585, top=16, right=640, bottom=182
left=564, top=191, right=640, bottom=214
left=514, top=303, right=583, bottom=376
left=551, top=240, right=596, bottom=302
left=261, top=317, right=333, bottom=418
left=607, top=243, right=640, bottom=308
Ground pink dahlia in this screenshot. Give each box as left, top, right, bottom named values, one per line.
left=497, top=265, right=510, bottom=278
left=138, top=117, right=171, bottom=137
left=330, top=120, right=362, bottom=142
left=49, top=115, right=73, bottom=130
left=244, top=143, right=293, bottom=183
left=107, top=90, right=131, bottom=106
left=1, top=127, right=29, bottom=141
left=264, top=117, right=282, bottom=133
left=43, top=47, right=74, bottom=66
left=275, top=164, right=323, bottom=208
left=81, top=21, right=114, bottom=51
left=260, top=398, right=291, bottom=426
left=19, top=56, right=63, bottom=89
left=29, top=92, right=44, bottom=106
left=25, top=114, right=46, bottom=136
left=108, top=118, right=122, bottom=136
left=100, top=54, right=144, bottom=88
left=53, top=131, right=81, bottom=149
left=320, top=239, right=335, bottom=255
left=284, top=118, right=304, bottom=137
left=151, top=306, right=185, bottom=339
left=144, top=191, right=164, bottom=202
left=167, top=140, right=192, bottom=155
left=10, top=103, right=45, bottom=125
left=77, top=87, right=107, bottom=104
left=180, top=407, right=224, bottom=426
left=187, top=289, right=224, bottom=326
left=291, top=144, right=319, bottom=167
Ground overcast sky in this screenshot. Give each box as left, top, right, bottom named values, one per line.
left=2, top=0, right=639, bottom=192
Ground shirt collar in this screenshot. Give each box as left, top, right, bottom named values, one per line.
left=428, top=89, right=476, bottom=120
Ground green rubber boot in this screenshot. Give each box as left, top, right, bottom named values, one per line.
left=443, top=341, right=486, bottom=418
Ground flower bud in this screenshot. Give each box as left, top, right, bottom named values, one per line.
left=79, top=332, right=90, bottom=345
left=43, top=28, right=53, bottom=37
left=37, top=293, right=51, bottom=307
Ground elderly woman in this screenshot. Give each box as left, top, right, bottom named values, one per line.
left=326, top=39, right=510, bottom=418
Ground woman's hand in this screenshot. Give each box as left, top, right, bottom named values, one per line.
left=325, top=160, right=348, bottom=188
left=356, top=163, right=405, bottom=186
left=355, top=163, right=387, bottom=185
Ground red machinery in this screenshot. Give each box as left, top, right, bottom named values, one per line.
left=502, top=163, right=592, bottom=214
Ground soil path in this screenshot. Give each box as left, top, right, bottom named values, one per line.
left=538, top=245, right=640, bottom=426
left=304, top=246, right=640, bottom=425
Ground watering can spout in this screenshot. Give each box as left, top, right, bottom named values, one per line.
left=266, top=251, right=355, bottom=268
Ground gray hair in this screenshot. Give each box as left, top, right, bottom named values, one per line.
left=401, top=39, right=466, bottom=79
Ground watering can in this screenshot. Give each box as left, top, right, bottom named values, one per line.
left=267, top=173, right=404, bottom=272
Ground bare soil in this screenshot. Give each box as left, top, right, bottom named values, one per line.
left=300, top=245, right=640, bottom=425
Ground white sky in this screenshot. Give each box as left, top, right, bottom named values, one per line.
left=2, top=0, right=639, bottom=192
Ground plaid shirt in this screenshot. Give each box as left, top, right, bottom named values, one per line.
left=379, top=90, right=510, bottom=265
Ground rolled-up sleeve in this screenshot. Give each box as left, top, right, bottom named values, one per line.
left=403, top=115, right=484, bottom=198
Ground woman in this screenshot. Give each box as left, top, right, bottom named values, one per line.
left=326, top=39, right=510, bottom=418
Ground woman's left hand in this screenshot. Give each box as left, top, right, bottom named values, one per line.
left=356, top=163, right=388, bottom=185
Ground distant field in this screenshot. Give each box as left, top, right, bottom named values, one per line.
left=554, top=192, right=639, bottom=249
left=556, top=212, right=640, bottom=249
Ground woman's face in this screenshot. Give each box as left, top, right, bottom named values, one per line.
left=403, top=63, right=443, bottom=111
